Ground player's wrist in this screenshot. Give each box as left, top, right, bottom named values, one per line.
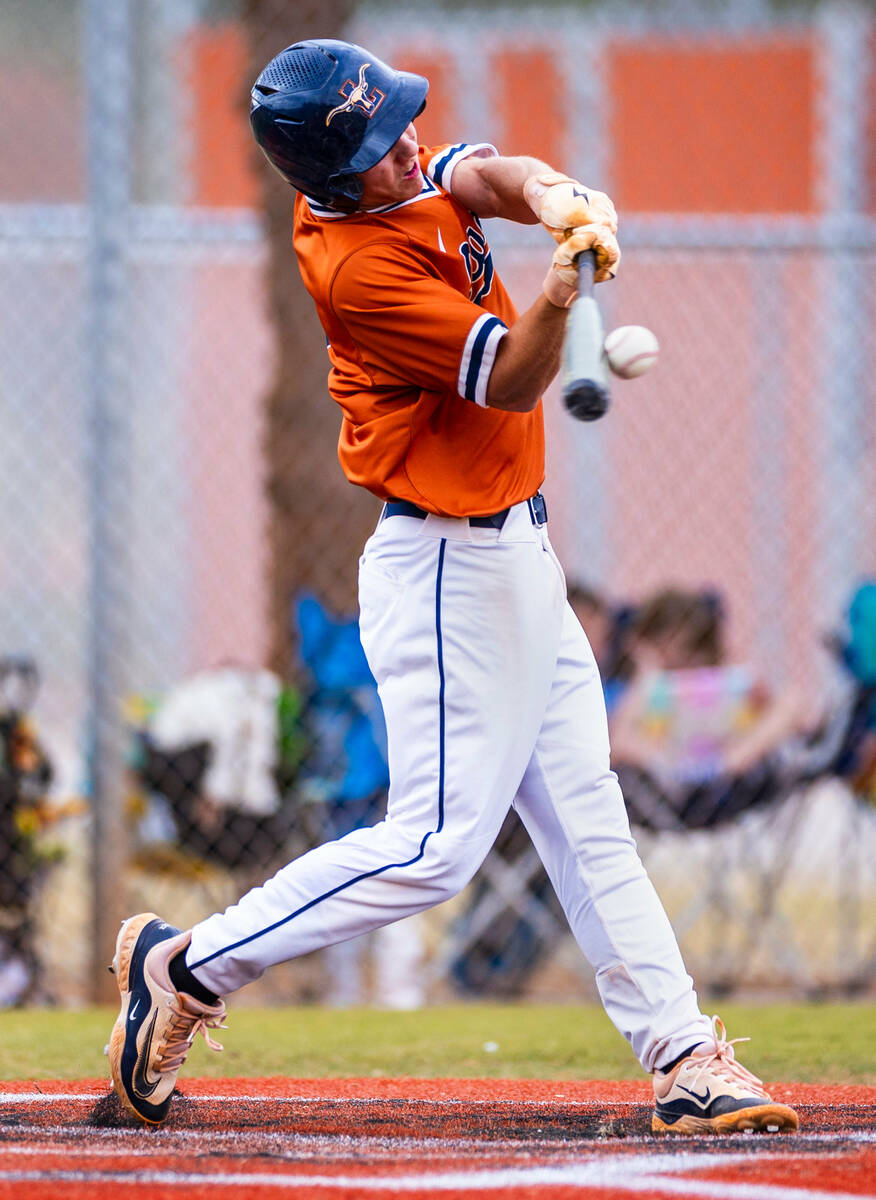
left=542, top=270, right=576, bottom=308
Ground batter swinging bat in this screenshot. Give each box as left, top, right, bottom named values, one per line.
left=561, top=251, right=611, bottom=422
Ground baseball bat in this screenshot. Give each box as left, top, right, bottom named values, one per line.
left=561, top=251, right=611, bottom=422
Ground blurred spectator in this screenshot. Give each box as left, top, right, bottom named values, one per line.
left=830, top=581, right=876, bottom=806
left=148, top=667, right=290, bottom=817
left=567, top=583, right=851, bottom=831
left=0, top=657, right=57, bottom=1005
left=132, top=666, right=308, bottom=873
left=606, top=587, right=817, bottom=778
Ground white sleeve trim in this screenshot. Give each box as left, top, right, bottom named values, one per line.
left=458, top=313, right=508, bottom=408
left=427, top=142, right=498, bottom=194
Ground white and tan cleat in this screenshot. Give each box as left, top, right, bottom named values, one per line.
left=107, top=912, right=226, bottom=1125
left=652, top=1016, right=799, bottom=1134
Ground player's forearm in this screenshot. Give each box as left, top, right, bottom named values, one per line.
left=485, top=295, right=568, bottom=412
left=452, top=155, right=553, bottom=223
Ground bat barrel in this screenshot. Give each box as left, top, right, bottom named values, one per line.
left=560, top=251, right=611, bottom=422
left=563, top=377, right=611, bottom=422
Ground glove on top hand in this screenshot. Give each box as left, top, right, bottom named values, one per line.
left=524, top=172, right=618, bottom=240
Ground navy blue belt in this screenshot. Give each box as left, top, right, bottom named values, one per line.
left=383, top=493, right=547, bottom=530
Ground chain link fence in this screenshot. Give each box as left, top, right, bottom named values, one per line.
left=0, top=0, right=874, bottom=1008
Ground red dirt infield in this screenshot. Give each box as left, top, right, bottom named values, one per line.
left=0, top=1077, right=873, bottom=1199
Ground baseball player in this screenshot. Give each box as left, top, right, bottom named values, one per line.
left=107, top=39, right=799, bottom=1136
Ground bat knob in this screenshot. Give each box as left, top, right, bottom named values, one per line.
left=564, top=380, right=611, bottom=422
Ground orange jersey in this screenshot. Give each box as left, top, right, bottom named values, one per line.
left=293, top=143, right=545, bottom=516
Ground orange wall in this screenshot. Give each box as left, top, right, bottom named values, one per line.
left=184, top=25, right=259, bottom=207
left=607, top=38, right=816, bottom=213
left=493, top=48, right=567, bottom=167
left=868, top=27, right=876, bottom=213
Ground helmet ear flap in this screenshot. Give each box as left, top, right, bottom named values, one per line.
left=325, top=173, right=364, bottom=211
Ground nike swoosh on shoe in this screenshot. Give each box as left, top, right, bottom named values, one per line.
left=132, top=1011, right=163, bottom=1098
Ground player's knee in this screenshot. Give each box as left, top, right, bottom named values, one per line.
left=380, top=820, right=491, bottom=903
left=413, top=838, right=485, bottom=903
left=420, top=872, right=468, bottom=907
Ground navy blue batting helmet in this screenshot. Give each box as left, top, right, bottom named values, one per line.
left=250, top=39, right=428, bottom=211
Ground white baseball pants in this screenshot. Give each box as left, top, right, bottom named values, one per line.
left=188, top=499, right=711, bottom=1072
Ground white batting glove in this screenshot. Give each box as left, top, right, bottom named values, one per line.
left=542, top=224, right=621, bottom=307
left=524, top=172, right=618, bottom=242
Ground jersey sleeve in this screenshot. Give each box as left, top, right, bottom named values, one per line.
left=331, top=239, right=507, bottom=408
left=424, top=143, right=498, bottom=193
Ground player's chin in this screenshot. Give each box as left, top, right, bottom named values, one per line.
left=401, top=165, right=422, bottom=193
left=370, top=171, right=421, bottom=208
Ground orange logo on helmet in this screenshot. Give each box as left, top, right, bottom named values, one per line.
left=325, top=63, right=386, bottom=126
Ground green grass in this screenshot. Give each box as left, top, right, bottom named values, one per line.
left=0, top=1002, right=872, bottom=1083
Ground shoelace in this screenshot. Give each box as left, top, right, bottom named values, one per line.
left=156, top=995, right=227, bottom=1075
left=687, top=1015, right=765, bottom=1092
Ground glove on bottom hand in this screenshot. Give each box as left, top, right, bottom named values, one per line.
left=542, top=224, right=621, bottom=307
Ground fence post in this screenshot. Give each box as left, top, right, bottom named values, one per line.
left=84, top=0, right=134, bottom=1002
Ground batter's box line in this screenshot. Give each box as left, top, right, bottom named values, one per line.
left=0, top=1153, right=868, bottom=1199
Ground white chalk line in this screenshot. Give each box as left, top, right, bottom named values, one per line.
left=1, top=1127, right=873, bottom=1148
left=0, top=1151, right=869, bottom=1200
left=1, top=1129, right=873, bottom=1157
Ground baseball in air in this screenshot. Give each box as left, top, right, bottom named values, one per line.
left=603, top=325, right=659, bottom=379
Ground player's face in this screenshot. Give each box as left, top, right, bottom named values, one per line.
left=358, top=124, right=421, bottom=208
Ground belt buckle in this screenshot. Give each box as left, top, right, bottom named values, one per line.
left=529, top=493, right=547, bottom=526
